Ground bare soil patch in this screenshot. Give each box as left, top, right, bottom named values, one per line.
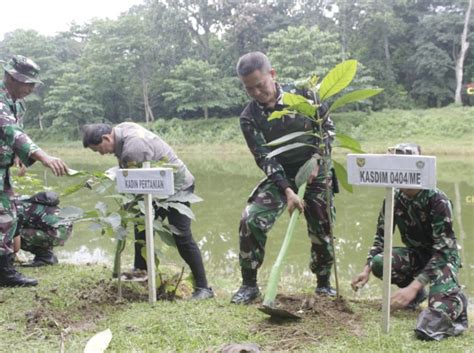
left=254, top=294, right=365, bottom=351
left=24, top=277, right=191, bottom=335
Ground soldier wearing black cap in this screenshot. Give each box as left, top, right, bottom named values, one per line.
left=0, top=55, right=69, bottom=287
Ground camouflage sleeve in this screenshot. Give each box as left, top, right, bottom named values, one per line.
left=415, top=196, right=459, bottom=286
left=366, top=200, right=386, bottom=265
left=240, top=114, right=290, bottom=193
left=0, top=121, right=40, bottom=167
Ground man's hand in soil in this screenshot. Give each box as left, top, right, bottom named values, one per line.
left=390, top=279, right=423, bottom=310
left=351, top=265, right=371, bottom=291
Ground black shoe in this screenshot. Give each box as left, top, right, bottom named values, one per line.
left=315, top=286, right=337, bottom=296
left=407, top=288, right=427, bottom=310
left=191, top=287, right=215, bottom=300
left=22, top=250, right=58, bottom=267
left=230, top=285, right=261, bottom=304
left=0, top=255, right=38, bottom=287
left=120, top=268, right=148, bottom=282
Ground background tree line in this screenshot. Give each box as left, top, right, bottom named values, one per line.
left=0, top=0, right=472, bottom=137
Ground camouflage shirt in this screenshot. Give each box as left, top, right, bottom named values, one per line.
left=240, top=82, right=335, bottom=193
left=367, top=189, right=460, bottom=286
left=0, top=81, right=40, bottom=191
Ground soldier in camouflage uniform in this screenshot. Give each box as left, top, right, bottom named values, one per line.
left=351, top=143, right=468, bottom=340
left=13, top=191, right=73, bottom=266
left=231, top=52, right=337, bottom=304
left=0, top=55, right=69, bottom=287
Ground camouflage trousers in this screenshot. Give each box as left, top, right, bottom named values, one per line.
left=0, top=191, right=18, bottom=256
left=15, top=198, right=73, bottom=253
left=239, top=170, right=335, bottom=277
left=1, top=190, right=72, bottom=256
left=371, top=247, right=464, bottom=320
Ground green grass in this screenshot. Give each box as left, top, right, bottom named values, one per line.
left=0, top=264, right=473, bottom=352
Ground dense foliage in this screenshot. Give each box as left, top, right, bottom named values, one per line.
left=0, top=0, right=472, bottom=136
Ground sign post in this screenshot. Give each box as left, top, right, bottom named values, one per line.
left=347, top=154, right=436, bottom=333
left=116, top=164, right=174, bottom=304
left=381, top=186, right=394, bottom=333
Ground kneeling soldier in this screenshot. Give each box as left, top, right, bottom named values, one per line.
left=14, top=191, right=72, bottom=267
left=351, top=143, right=468, bottom=341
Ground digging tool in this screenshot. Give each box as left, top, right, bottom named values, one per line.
left=258, top=182, right=307, bottom=320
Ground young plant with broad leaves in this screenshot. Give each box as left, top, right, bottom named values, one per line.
left=59, top=163, right=202, bottom=300
left=265, top=60, right=382, bottom=297
left=266, top=59, right=382, bottom=192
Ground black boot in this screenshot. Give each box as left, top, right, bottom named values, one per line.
left=230, top=268, right=260, bottom=304
left=230, top=285, right=261, bottom=304
left=23, top=247, right=58, bottom=267
left=0, top=254, right=38, bottom=287
left=315, top=275, right=336, bottom=297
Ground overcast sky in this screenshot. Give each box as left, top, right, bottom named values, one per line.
left=0, top=0, right=144, bottom=40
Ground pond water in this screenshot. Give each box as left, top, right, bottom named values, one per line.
left=31, top=149, right=474, bottom=300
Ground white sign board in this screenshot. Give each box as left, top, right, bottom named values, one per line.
left=116, top=168, right=174, bottom=196
left=347, top=154, right=436, bottom=189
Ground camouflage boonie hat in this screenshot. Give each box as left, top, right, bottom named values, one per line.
left=388, top=143, right=421, bottom=155
left=3, top=55, right=43, bottom=84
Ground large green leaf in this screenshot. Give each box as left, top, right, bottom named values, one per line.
left=281, top=92, right=308, bottom=105
left=61, top=181, right=88, bottom=197
left=333, top=159, right=353, bottom=193
left=153, top=221, right=176, bottom=247
left=336, top=144, right=365, bottom=153
left=95, top=201, right=108, bottom=217
left=163, top=202, right=195, bottom=220
left=295, top=156, right=320, bottom=188
left=103, top=212, right=122, bottom=230
left=57, top=206, right=84, bottom=220
left=268, top=109, right=293, bottom=121
left=329, top=88, right=383, bottom=112
left=266, top=142, right=316, bottom=159
left=280, top=93, right=316, bottom=118
left=287, top=102, right=316, bottom=118
left=114, top=226, right=129, bottom=240
left=319, top=60, right=357, bottom=101
left=95, top=179, right=114, bottom=194
left=335, top=134, right=364, bottom=153
left=264, top=131, right=314, bottom=147
left=166, top=191, right=203, bottom=203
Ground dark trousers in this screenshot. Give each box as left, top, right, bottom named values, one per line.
left=134, top=201, right=208, bottom=289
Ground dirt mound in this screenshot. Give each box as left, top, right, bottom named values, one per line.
left=25, top=277, right=194, bottom=335
left=77, top=279, right=149, bottom=304
left=254, top=294, right=365, bottom=351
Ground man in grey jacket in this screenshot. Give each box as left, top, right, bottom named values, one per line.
left=82, top=122, right=213, bottom=300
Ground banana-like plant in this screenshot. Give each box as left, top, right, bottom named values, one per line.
left=266, top=59, right=383, bottom=193
left=265, top=60, right=382, bottom=298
